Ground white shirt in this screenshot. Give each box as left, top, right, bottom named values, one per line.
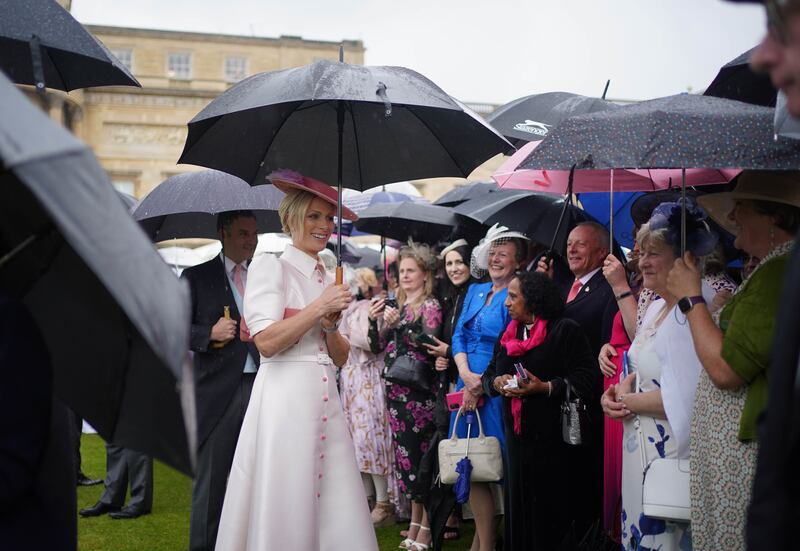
left=576, top=266, right=602, bottom=286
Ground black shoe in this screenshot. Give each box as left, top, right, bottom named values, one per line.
left=79, top=502, right=120, bottom=517
left=77, top=473, right=103, bottom=486
left=109, top=507, right=149, bottom=520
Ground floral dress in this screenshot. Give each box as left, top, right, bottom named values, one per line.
left=369, top=297, right=442, bottom=501
left=621, top=300, right=692, bottom=551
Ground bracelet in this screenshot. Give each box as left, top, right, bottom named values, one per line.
left=321, top=321, right=340, bottom=334
left=615, top=290, right=633, bottom=301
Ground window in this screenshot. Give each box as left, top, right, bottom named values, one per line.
left=167, top=53, right=191, bottom=80
left=112, top=180, right=135, bottom=196
left=111, top=48, right=133, bottom=72
left=224, top=55, right=247, bottom=82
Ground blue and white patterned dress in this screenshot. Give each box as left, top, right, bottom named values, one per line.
left=621, top=299, right=692, bottom=551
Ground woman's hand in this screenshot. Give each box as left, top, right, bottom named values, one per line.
left=316, top=283, right=353, bottom=317
left=383, top=305, right=401, bottom=328
left=434, top=357, right=449, bottom=372
left=601, top=384, right=631, bottom=420
left=462, top=388, right=483, bottom=411
left=506, top=371, right=549, bottom=397
left=423, top=336, right=448, bottom=358
left=493, top=374, right=513, bottom=394
left=367, top=297, right=385, bottom=321
left=667, top=252, right=702, bottom=299
left=461, top=370, right=482, bottom=395
left=598, top=343, right=619, bottom=378
left=602, top=254, right=629, bottom=295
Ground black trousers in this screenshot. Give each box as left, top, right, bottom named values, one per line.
left=98, top=443, right=153, bottom=511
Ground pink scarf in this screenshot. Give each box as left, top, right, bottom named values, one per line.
left=500, top=318, right=548, bottom=435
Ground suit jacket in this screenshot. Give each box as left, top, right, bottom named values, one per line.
left=182, top=257, right=259, bottom=447
left=747, top=243, right=800, bottom=549
left=560, top=270, right=618, bottom=358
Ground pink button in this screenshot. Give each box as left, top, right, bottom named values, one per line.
left=323, top=396, right=329, bottom=402
left=320, top=435, right=326, bottom=441
left=317, top=492, right=320, bottom=498
left=320, top=453, right=325, bottom=459
left=318, top=473, right=323, bottom=479
left=322, top=376, right=328, bottom=382
left=319, top=346, right=324, bottom=351
left=322, top=416, right=328, bottom=422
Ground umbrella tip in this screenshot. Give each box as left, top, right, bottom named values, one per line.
left=601, top=79, right=611, bottom=100
left=339, top=44, right=344, bottom=63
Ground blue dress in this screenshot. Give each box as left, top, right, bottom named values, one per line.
left=449, top=282, right=510, bottom=449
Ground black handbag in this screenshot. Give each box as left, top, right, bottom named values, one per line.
left=382, top=329, right=435, bottom=393
left=560, top=378, right=590, bottom=446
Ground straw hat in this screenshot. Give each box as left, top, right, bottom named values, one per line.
left=698, top=170, right=800, bottom=234
left=267, top=169, right=358, bottom=221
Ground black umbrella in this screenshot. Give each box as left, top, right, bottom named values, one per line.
left=0, top=0, right=139, bottom=93
left=354, top=202, right=481, bottom=245
left=325, top=239, right=362, bottom=264
left=453, top=189, right=606, bottom=254
left=704, top=47, right=776, bottom=107
left=132, top=170, right=284, bottom=241
left=486, top=91, right=620, bottom=147
left=433, top=180, right=498, bottom=207
left=351, top=245, right=382, bottom=269
left=0, top=72, right=194, bottom=475
left=178, top=57, right=510, bottom=280
left=521, top=93, right=800, bottom=171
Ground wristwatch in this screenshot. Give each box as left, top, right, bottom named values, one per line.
left=678, top=295, right=705, bottom=314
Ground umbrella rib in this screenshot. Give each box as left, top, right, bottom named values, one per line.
left=43, top=46, right=70, bottom=90
left=405, top=105, right=467, bottom=177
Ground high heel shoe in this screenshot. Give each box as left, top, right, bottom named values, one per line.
left=410, top=526, right=430, bottom=550
left=399, top=522, right=420, bottom=549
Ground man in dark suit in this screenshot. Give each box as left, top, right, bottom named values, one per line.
left=538, top=221, right=618, bottom=538
left=747, top=8, right=800, bottom=546
left=183, top=210, right=260, bottom=551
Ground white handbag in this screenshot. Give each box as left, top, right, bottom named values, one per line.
left=634, top=373, right=691, bottom=522
left=438, top=408, right=503, bottom=484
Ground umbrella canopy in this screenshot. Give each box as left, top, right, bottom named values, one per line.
left=178, top=59, right=510, bottom=190
left=325, top=238, right=362, bottom=264
left=433, top=180, right=498, bottom=207
left=703, top=47, right=776, bottom=107
left=486, top=91, right=620, bottom=147
left=0, top=0, right=139, bottom=91
left=496, top=141, right=739, bottom=192
left=132, top=169, right=284, bottom=241
left=354, top=202, right=480, bottom=245
left=343, top=189, right=428, bottom=212
left=520, top=94, right=800, bottom=171
left=0, top=72, right=194, bottom=475
left=453, top=189, right=609, bottom=254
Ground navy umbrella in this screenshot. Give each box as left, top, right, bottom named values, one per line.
left=453, top=411, right=476, bottom=504
left=0, top=0, right=139, bottom=92
left=433, top=180, right=498, bottom=207
left=132, top=170, right=284, bottom=241
left=521, top=94, right=800, bottom=171
left=0, top=72, right=194, bottom=475
left=704, top=47, right=776, bottom=107
left=486, top=91, right=620, bottom=147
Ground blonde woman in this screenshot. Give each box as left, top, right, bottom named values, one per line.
left=339, top=268, right=396, bottom=527
left=368, top=243, right=442, bottom=551
left=214, top=170, right=378, bottom=551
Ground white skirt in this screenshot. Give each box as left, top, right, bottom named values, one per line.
left=214, top=355, right=378, bottom=551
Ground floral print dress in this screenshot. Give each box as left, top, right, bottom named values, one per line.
left=368, top=297, right=442, bottom=501
left=621, top=300, right=692, bottom=551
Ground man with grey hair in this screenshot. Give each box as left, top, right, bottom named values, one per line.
left=538, top=221, right=617, bottom=538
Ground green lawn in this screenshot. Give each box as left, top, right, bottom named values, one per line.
left=78, top=434, right=473, bottom=550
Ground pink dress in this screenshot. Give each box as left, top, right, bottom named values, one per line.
left=603, top=311, right=630, bottom=538
left=214, top=245, right=378, bottom=551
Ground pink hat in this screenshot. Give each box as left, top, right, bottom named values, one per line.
left=267, top=169, right=358, bottom=221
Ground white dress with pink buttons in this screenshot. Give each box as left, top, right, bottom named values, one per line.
left=214, top=244, right=378, bottom=551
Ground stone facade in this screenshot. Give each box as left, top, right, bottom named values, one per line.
left=58, top=24, right=363, bottom=197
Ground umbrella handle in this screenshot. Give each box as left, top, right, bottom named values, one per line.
left=336, top=266, right=344, bottom=285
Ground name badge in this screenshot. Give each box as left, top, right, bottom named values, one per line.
left=318, top=353, right=332, bottom=365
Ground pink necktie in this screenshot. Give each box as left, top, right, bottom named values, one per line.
left=233, top=264, right=252, bottom=341
left=566, top=279, right=582, bottom=303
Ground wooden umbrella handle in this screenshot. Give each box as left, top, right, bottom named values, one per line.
left=336, top=266, right=344, bottom=285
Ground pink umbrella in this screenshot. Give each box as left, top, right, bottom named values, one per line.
left=493, top=141, right=740, bottom=193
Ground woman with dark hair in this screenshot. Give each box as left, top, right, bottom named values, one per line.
left=482, top=271, right=596, bottom=550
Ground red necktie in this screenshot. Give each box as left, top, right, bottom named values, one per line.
left=566, top=279, right=582, bottom=303
left=234, top=263, right=252, bottom=342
